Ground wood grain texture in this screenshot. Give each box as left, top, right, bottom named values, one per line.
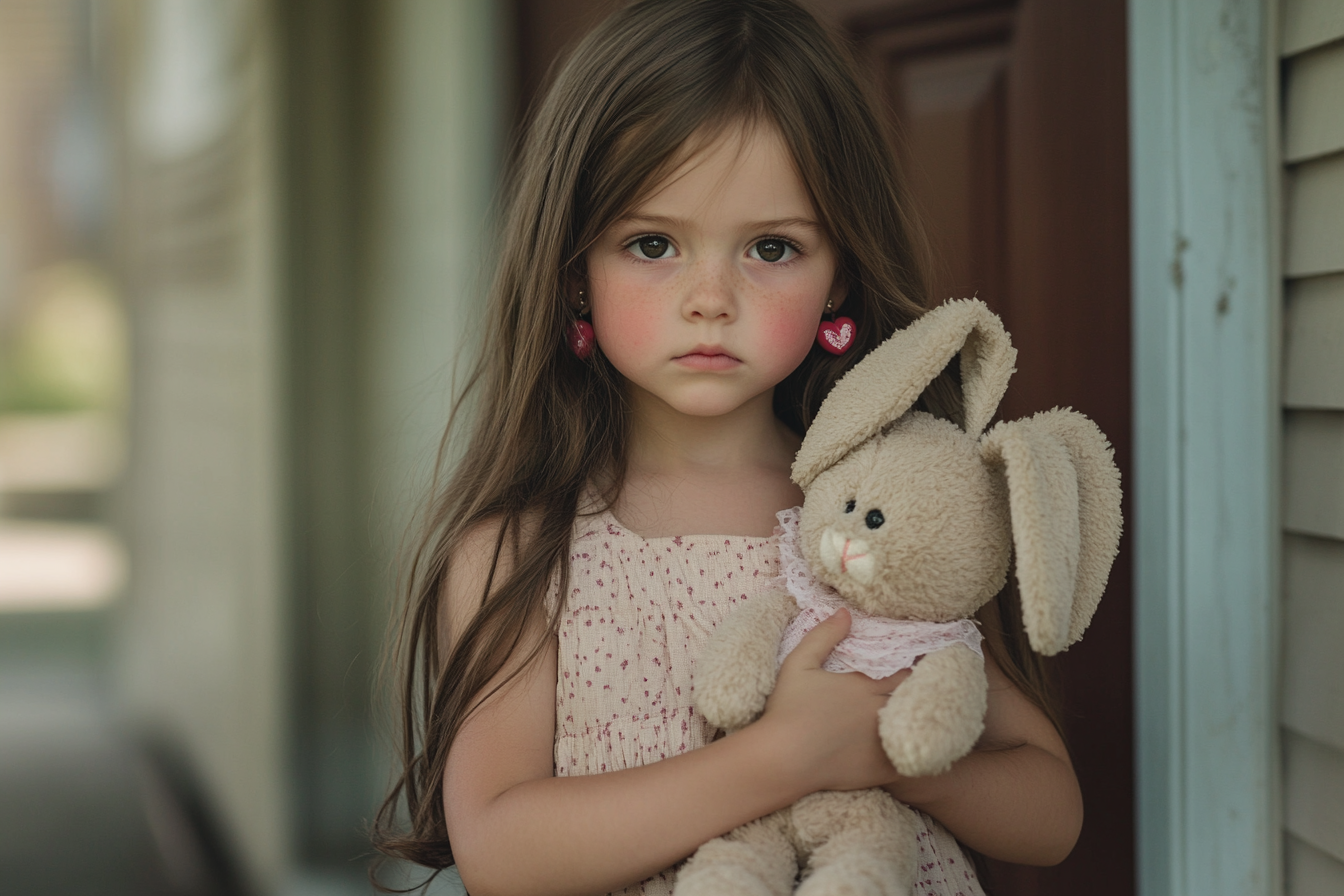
left=1285, top=730, right=1344, bottom=864
left=1282, top=534, right=1344, bottom=752
left=1282, top=0, right=1344, bottom=56
left=1286, top=152, right=1344, bottom=278
left=1284, top=411, right=1344, bottom=540
left=1284, top=43, right=1344, bottom=163
left=1284, top=273, right=1344, bottom=410
left=892, top=45, right=1010, bottom=310
left=1286, top=833, right=1344, bottom=896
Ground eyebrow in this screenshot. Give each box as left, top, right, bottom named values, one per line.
left=615, top=214, right=824, bottom=232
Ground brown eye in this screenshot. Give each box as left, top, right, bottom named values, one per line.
left=632, top=236, right=671, bottom=258
left=750, top=239, right=795, bottom=263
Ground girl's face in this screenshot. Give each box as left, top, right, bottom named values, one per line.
left=585, top=122, right=843, bottom=420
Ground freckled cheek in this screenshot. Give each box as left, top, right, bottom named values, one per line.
left=759, top=297, right=823, bottom=368
left=591, top=287, right=662, bottom=355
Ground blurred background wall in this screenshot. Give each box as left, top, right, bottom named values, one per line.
left=280, top=0, right=505, bottom=888
left=0, top=0, right=503, bottom=893
left=115, top=0, right=289, bottom=887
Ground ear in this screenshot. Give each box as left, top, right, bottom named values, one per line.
left=826, top=272, right=847, bottom=312
left=792, top=298, right=1017, bottom=489
left=980, top=409, right=1123, bottom=654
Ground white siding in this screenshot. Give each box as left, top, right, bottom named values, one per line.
left=1280, top=11, right=1344, bottom=890
left=1285, top=834, right=1344, bottom=895
left=1283, top=412, right=1344, bottom=539
left=1283, top=0, right=1344, bottom=54
left=1284, top=730, right=1344, bottom=861
left=1284, top=44, right=1344, bottom=161
left=1281, top=534, right=1344, bottom=751
left=1283, top=274, right=1344, bottom=409
left=1285, top=154, right=1344, bottom=277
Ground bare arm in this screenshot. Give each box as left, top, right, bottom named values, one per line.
left=442, top=523, right=899, bottom=896
left=883, top=651, right=1083, bottom=866
left=444, top=635, right=808, bottom=895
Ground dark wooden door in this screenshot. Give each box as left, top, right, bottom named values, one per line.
left=515, top=2, right=1133, bottom=894
left=816, top=3, right=1133, bottom=894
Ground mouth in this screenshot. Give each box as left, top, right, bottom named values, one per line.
left=673, top=346, right=741, bottom=371
left=820, top=528, right=875, bottom=583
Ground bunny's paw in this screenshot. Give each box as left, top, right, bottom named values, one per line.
left=879, top=714, right=970, bottom=778
left=694, top=592, right=796, bottom=731
left=796, top=863, right=907, bottom=896
left=675, top=815, right=796, bottom=896
left=877, top=644, right=987, bottom=777
left=695, top=669, right=771, bottom=732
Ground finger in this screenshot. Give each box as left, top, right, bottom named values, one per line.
left=872, top=668, right=913, bottom=691
left=783, top=609, right=851, bottom=670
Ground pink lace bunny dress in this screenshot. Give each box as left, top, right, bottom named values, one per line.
left=553, top=506, right=986, bottom=896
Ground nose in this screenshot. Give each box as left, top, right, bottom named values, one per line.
left=682, top=257, right=736, bottom=322
left=819, top=527, right=875, bottom=583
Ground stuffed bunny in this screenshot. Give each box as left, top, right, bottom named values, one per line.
left=674, top=299, right=1122, bottom=896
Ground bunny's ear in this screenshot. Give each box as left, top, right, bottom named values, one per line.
left=792, top=298, right=1017, bottom=489
left=980, top=409, right=1123, bottom=655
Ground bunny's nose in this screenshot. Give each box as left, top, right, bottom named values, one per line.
left=820, top=527, right=875, bottom=583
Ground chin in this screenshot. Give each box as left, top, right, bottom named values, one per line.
left=662, top=389, right=761, bottom=419
left=667, top=399, right=745, bottom=418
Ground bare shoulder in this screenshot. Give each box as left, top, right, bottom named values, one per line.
left=440, top=511, right=546, bottom=652
left=440, top=516, right=508, bottom=646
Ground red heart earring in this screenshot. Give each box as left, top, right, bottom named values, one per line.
left=816, top=297, right=855, bottom=355
left=568, top=289, right=595, bottom=359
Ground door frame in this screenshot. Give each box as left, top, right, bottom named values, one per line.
left=1129, top=1, right=1281, bottom=894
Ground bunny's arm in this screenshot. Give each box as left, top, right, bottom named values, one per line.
left=694, top=587, right=799, bottom=732
left=882, top=649, right=1082, bottom=865
left=877, top=643, right=988, bottom=777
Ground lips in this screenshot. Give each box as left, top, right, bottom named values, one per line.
left=673, top=346, right=741, bottom=370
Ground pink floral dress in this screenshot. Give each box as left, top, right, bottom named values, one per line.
left=553, top=507, right=986, bottom=896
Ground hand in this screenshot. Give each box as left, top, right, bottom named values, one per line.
left=754, top=609, right=911, bottom=793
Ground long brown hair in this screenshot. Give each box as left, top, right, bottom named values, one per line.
left=373, top=0, right=1054, bottom=875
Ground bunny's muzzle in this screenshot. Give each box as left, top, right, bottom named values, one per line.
left=819, top=527, right=876, bottom=583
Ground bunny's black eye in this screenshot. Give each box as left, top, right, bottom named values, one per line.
left=844, top=500, right=856, bottom=513
left=865, top=509, right=885, bottom=530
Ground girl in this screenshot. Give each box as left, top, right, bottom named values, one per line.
left=374, top=1, right=1083, bottom=894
